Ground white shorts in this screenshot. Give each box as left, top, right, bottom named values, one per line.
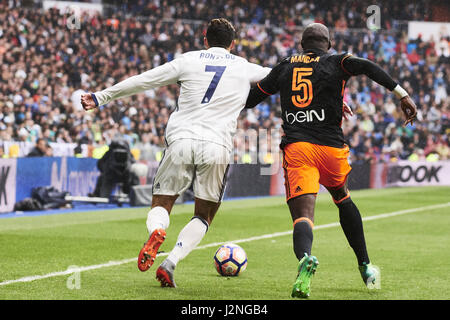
left=152, top=139, right=230, bottom=203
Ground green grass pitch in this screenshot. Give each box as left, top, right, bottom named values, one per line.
left=0, top=186, right=449, bottom=300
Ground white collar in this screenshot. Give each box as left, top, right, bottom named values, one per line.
left=207, top=47, right=230, bottom=53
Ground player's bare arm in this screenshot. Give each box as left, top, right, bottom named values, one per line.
left=341, top=56, right=418, bottom=126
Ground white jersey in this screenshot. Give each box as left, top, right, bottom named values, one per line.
left=93, top=47, right=271, bottom=150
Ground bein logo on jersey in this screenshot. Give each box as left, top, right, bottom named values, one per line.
left=285, top=109, right=325, bottom=124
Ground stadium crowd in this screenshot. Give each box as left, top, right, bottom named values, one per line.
left=0, top=0, right=449, bottom=164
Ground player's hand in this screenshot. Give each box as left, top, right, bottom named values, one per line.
left=400, top=96, right=417, bottom=126
left=81, top=93, right=97, bottom=111
left=342, top=101, right=353, bottom=120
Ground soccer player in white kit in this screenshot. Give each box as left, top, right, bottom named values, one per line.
left=81, top=18, right=271, bottom=287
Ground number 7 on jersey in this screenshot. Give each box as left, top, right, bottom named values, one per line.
left=201, top=65, right=226, bottom=104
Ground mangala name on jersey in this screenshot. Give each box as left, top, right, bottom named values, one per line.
left=290, top=55, right=320, bottom=63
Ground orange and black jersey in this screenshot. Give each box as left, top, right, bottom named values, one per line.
left=245, top=49, right=398, bottom=148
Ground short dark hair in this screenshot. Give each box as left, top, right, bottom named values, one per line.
left=206, top=18, right=235, bottom=49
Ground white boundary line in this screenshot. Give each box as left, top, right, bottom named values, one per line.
left=1, top=202, right=449, bottom=287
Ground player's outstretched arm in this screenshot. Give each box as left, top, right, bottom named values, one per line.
left=342, top=56, right=417, bottom=126
left=81, top=59, right=182, bottom=111
left=244, top=83, right=271, bottom=109
left=245, top=60, right=286, bottom=109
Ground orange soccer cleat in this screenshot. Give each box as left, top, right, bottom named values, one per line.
left=137, top=228, right=166, bottom=272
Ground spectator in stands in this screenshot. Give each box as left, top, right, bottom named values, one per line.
left=26, top=138, right=48, bottom=157
left=0, top=1, right=448, bottom=165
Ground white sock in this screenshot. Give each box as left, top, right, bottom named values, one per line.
left=146, top=206, right=170, bottom=234
left=167, top=216, right=208, bottom=266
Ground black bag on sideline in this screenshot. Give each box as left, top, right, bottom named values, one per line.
left=13, top=198, right=43, bottom=211
left=31, top=186, right=71, bottom=210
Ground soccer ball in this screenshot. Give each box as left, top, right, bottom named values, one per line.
left=213, top=243, right=247, bottom=276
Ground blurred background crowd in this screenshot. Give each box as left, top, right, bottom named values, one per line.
left=0, top=0, right=449, bottom=164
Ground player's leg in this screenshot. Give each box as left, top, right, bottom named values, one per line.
left=145, top=195, right=178, bottom=235
left=138, top=195, right=177, bottom=272
left=194, top=197, right=221, bottom=225
left=288, top=194, right=316, bottom=259
left=321, top=144, right=379, bottom=288
left=157, top=197, right=222, bottom=287
left=282, top=142, right=320, bottom=298
left=326, top=181, right=379, bottom=288
left=138, top=140, right=194, bottom=272
left=326, top=181, right=370, bottom=266
left=164, top=197, right=220, bottom=265
left=288, top=194, right=320, bottom=298
left=318, top=144, right=369, bottom=265
left=157, top=141, right=229, bottom=287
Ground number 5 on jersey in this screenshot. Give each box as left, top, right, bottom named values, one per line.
left=292, top=67, right=313, bottom=108
left=202, top=65, right=226, bottom=104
